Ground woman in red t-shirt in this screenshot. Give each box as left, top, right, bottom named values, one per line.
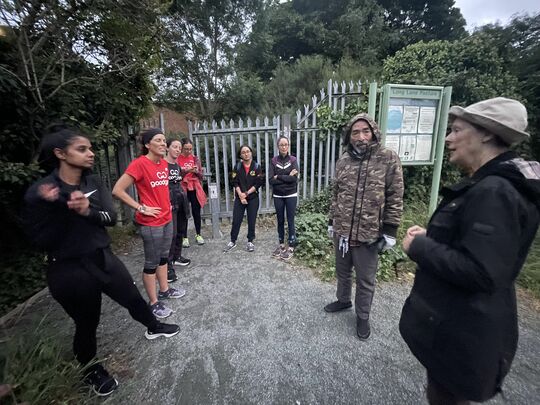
left=113, top=128, right=185, bottom=320
left=177, top=138, right=206, bottom=247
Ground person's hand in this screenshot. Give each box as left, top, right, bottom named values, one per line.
left=238, top=191, right=247, bottom=200
left=67, top=190, right=90, bottom=216
left=141, top=205, right=161, bottom=218
left=38, top=183, right=60, bottom=201
left=402, top=225, right=426, bottom=254
left=327, top=225, right=334, bottom=239
left=290, top=169, right=298, bottom=176
left=240, top=198, right=248, bottom=205
left=379, top=234, right=396, bottom=252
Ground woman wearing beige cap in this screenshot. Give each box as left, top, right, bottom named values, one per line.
left=400, top=97, right=540, bottom=404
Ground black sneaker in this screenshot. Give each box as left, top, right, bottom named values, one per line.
left=167, top=267, right=178, bottom=283
left=323, top=300, right=352, bottom=313
left=172, top=257, right=191, bottom=266
left=84, top=364, right=118, bottom=397
left=145, top=322, right=180, bottom=340
left=357, top=317, right=371, bottom=340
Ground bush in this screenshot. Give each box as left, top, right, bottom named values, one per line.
left=0, top=252, right=46, bottom=317
left=0, top=317, right=90, bottom=404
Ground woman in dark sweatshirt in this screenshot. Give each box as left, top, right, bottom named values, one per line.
left=223, top=144, right=265, bottom=252
left=23, top=126, right=179, bottom=397
left=268, top=136, right=299, bottom=260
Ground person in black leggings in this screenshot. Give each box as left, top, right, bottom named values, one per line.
left=23, top=125, right=179, bottom=397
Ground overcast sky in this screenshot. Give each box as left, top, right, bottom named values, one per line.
left=454, top=0, right=540, bottom=30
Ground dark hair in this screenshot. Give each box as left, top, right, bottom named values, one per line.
left=39, top=124, right=89, bottom=171
left=238, top=144, right=254, bottom=159
left=139, top=127, right=163, bottom=155
left=277, top=136, right=290, bottom=146
left=180, top=137, right=193, bottom=146
left=167, top=138, right=181, bottom=148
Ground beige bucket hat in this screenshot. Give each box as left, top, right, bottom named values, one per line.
left=449, top=97, right=529, bottom=145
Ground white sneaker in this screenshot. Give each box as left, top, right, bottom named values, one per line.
left=223, top=241, right=236, bottom=252
left=246, top=242, right=255, bottom=252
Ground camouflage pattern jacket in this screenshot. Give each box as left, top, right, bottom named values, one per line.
left=329, top=114, right=404, bottom=243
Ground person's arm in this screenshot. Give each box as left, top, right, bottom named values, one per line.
left=231, top=163, right=247, bottom=200
left=84, top=178, right=117, bottom=226
left=382, top=153, right=404, bottom=238
left=278, top=158, right=300, bottom=183
left=251, top=162, right=265, bottom=192
left=194, top=155, right=204, bottom=181
left=112, top=173, right=161, bottom=218
left=268, top=159, right=281, bottom=186
left=408, top=184, right=522, bottom=293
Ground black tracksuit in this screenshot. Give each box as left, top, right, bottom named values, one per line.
left=24, top=169, right=157, bottom=365
left=230, top=161, right=265, bottom=242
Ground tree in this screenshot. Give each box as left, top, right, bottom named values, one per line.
left=0, top=0, right=164, bottom=257
left=156, top=0, right=263, bottom=120
left=382, top=37, right=521, bottom=199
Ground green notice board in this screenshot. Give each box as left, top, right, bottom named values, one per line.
left=379, top=84, right=448, bottom=166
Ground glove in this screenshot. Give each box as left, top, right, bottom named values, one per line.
left=327, top=225, right=334, bottom=239
left=380, top=234, right=396, bottom=252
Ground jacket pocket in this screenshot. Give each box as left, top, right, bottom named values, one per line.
left=400, top=293, right=442, bottom=348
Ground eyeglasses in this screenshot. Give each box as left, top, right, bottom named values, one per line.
left=278, top=143, right=289, bottom=147
left=241, top=150, right=251, bottom=154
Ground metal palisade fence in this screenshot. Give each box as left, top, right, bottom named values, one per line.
left=190, top=78, right=374, bottom=219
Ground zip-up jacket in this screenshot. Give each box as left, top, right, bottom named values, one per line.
left=329, top=114, right=404, bottom=242
left=23, top=169, right=117, bottom=260
left=231, top=160, right=265, bottom=201
left=268, top=154, right=299, bottom=197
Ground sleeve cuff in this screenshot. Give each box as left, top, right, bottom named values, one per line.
left=408, top=235, right=428, bottom=262
left=381, top=223, right=398, bottom=238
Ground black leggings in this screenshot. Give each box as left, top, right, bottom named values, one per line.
left=46, top=248, right=157, bottom=365
left=185, top=190, right=202, bottom=235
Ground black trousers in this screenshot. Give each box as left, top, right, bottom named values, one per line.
left=46, top=248, right=157, bottom=365
left=186, top=190, right=202, bottom=235
left=230, top=196, right=259, bottom=243
left=168, top=207, right=187, bottom=262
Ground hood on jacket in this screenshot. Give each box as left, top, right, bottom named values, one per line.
left=342, top=113, right=381, bottom=146
left=474, top=151, right=540, bottom=209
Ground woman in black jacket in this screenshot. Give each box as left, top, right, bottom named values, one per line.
left=400, top=98, right=540, bottom=404
left=23, top=126, right=179, bottom=397
left=268, top=136, right=299, bottom=260
left=223, top=144, right=265, bottom=252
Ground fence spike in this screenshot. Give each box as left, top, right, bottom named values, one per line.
left=212, top=120, right=218, bottom=129
left=229, top=119, right=235, bottom=128
left=333, top=81, right=339, bottom=93
left=349, top=81, right=355, bottom=92
left=247, top=117, right=252, bottom=127
left=312, top=95, right=317, bottom=107
left=304, top=105, right=309, bottom=115
left=238, top=118, right=244, bottom=128
left=255, top=117, right=261, bottom=127
left=296, top=110, right=302, bottom=121
left=203, top=121, right=208, bottom=130
left=358, top=80, right=363, bottom=93
left=341, top=81, right=346, bottom=93
left=320, top=89, right=325, bottom=99
left=220, top=119, right=226, bottom=129
left=264, top=116, right=269, bottom=126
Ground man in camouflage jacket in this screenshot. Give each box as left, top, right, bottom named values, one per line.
left=325, top=113, right=404, bottom=340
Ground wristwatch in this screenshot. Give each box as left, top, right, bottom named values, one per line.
left=137, top=205, right=145, bottom=213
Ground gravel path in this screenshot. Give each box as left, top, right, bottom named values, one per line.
left=7, top=225, right=540, bottom=404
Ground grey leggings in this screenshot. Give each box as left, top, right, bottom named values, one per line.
left=139, top=221, right=173, bottom=269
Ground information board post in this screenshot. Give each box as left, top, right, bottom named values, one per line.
left=429, top=87, right=452, bottom=215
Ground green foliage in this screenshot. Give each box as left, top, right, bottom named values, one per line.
left=317, top=99, right=368, bottom=133
left=0, top=317, right=89, bottom=404
left=295, top=212, right=335, bottom=280
left=0, top=252, right=46, bottom=316
left=519, top=234, right=540, bottom=299
left=297, top=183, right=333, bottom=215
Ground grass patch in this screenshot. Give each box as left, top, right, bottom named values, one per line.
left=519, top=235, right=540, bottom=299
left=0, top=315, right=99, bottom=404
